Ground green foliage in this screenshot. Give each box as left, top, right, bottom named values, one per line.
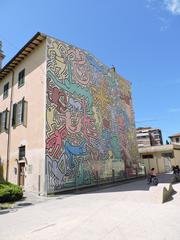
left=0, top=202, right=14, bottom=209
left=0, top=182, right=23, bottom=203
left=0, top=164, right=4, bottom=183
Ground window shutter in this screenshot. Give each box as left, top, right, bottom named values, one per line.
left=22, top=69, right=25, bottom=80
left=21, top=98, right=25, bottom=123
left=23, top=100, right=28, bottom=127
left=0, top=113, right=2, bottom=132
left=5, top=109, right=9, bottom=130
left=12, top=103, right=17, bottom=127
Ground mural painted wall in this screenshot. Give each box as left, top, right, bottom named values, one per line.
left=46, top=37, right=138, bottom=193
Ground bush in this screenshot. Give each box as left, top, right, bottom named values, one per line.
left=0, top=182, right=23, bottom=203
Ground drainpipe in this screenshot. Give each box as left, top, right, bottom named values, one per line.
left=6, top=70, right=14, bottom=181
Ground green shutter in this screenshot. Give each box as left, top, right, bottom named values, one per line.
left=5, top=109, right=9, bottom=131
left=23, top=100, right=28, bottom=127
left=12, top=103, right=17, bottom=127
left=21, top=98, right=25, bottom=123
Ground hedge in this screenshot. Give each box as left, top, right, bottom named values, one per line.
left=0, top=182, right=23, bottom=203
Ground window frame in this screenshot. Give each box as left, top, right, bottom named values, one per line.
left=0, top=109, right=9, bottom=133
left=142, top=154, right=153, bottom=159
left=12, top=98, right=28, bottom=128
left=18, top=69, right=25, bottom=88
left=19, top=145, right=26, bottom=160
left=3, top=82, right=9, bottom=99
left=16, top=100, right=23, bottom=126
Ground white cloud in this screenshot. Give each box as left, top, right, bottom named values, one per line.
left=164, top=0, right=180, bottom=15
left=159, top=16, right=169, bottom=31
left=146, top=0, right=180, bottom=15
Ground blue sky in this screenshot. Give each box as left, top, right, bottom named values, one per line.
left=1, top=0, right=180, bottom=142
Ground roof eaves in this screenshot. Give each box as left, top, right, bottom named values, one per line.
left=169, top=133, right=180, bottom=138
left=0, top=32, right=47, bottom=81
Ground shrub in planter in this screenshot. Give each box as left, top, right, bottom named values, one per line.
left=0, top=182, right=23, bottom=203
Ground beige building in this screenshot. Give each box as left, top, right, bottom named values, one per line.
left=169, top=133, right=180, bottom=144
left=0, top=33, right=46, bottom=193
left=139, top=144, right=180, bottom=174
left=0, top=32, right=139, bottom=194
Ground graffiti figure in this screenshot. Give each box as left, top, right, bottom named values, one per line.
left=92, top=81, right=112, bottom=114
left=65, top=111, right=82, bottom=134
left=48, top=78, right=67, bottom=113
left=68, top=97, right=82, bottom=112
left=81, top=99, right=98, bottom=144
left=47, top=63, right=93, bottom=114
left=46, top=126, right=67, bottom=159
left=64, top=141, right=87, bottom=169
left=47, top=41, right=67, bottom=80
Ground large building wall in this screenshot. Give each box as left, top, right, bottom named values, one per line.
left=46, top=37, right=138, bottom=193
left=0, top=40, right=46, bottom=193
left=0, top=72, right=12, bottom=179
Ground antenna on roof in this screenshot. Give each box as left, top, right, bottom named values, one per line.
left=111, top=65, right=116, bottom=72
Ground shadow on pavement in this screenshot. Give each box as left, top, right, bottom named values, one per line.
left=58, top=173, right=175, bottom=195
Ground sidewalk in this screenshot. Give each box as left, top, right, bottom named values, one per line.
left=1, top=173, right=180, bottom=240
left=17, top=172, right=175, bottom=206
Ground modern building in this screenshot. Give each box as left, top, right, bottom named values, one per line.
left=169, top=133, right=180, bottom=144
left=139, top=144, right=180, bottom=174
left=136, top=127, right=163, bottom=148
left=0, top=32, right=139, bottom=194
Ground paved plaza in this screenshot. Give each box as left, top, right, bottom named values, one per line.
left=1, top=173, right=180, bottom=240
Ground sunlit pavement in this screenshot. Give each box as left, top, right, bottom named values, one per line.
left=1, top=173, right=180, bottom=240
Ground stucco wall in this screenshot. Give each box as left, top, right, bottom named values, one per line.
left=0, top=73, right=12, bottom=179
left=46, top=37, right=138, bottom=193
left=0, top=40, right=46, bottom=193
left=172, top=148, right=180, bottom=166
left=140, top=151, right=173, bottom=174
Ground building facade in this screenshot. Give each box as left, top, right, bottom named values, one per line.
left=0, top=33, right=139, bottom=194
left=139, top=144, right=180, bottom=174
left=136, top=127, right=163, bottom=148
left=169, top=133, right=180, bottom=144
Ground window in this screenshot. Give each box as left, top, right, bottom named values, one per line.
left=162, top=152, right=174, bottom=158
left=0, top=109, right=9, bottom=133
left=18, top=69, right=25, bottom=88
left=142, top=154, right=153, bottom=159
left=16, top=101, right=23, bottom=125
left=3, top=82, right=9, bottom=99
left=19, top=145, right=25, bottom=160
left=175, top=137, right=180, bottom=143
left=154, top=135, right=159, bottom=139
left=12, top=98, right=28, bottom=127
left=152, top=131, right=157, bottom=135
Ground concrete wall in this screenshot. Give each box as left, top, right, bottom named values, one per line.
left=0, top=40, right=46, bottom=193
left=172, top=148, right=180, bottom=166
left=46, top=37, right=138, bottom=193
left=140, top=150, right=174, bottom=174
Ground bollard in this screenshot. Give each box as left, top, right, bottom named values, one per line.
left=144, top=167, right=147, bottom=178
left=112, top=169, right=115, bottom=182
left=136, top=168, right=138, bottom=177
left=96, top=171, right=99, bottom=185
left=38, top=175, right=40, bottom=196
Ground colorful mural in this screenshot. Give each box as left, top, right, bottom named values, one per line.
left=46, top=37, right=138, bottom=193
